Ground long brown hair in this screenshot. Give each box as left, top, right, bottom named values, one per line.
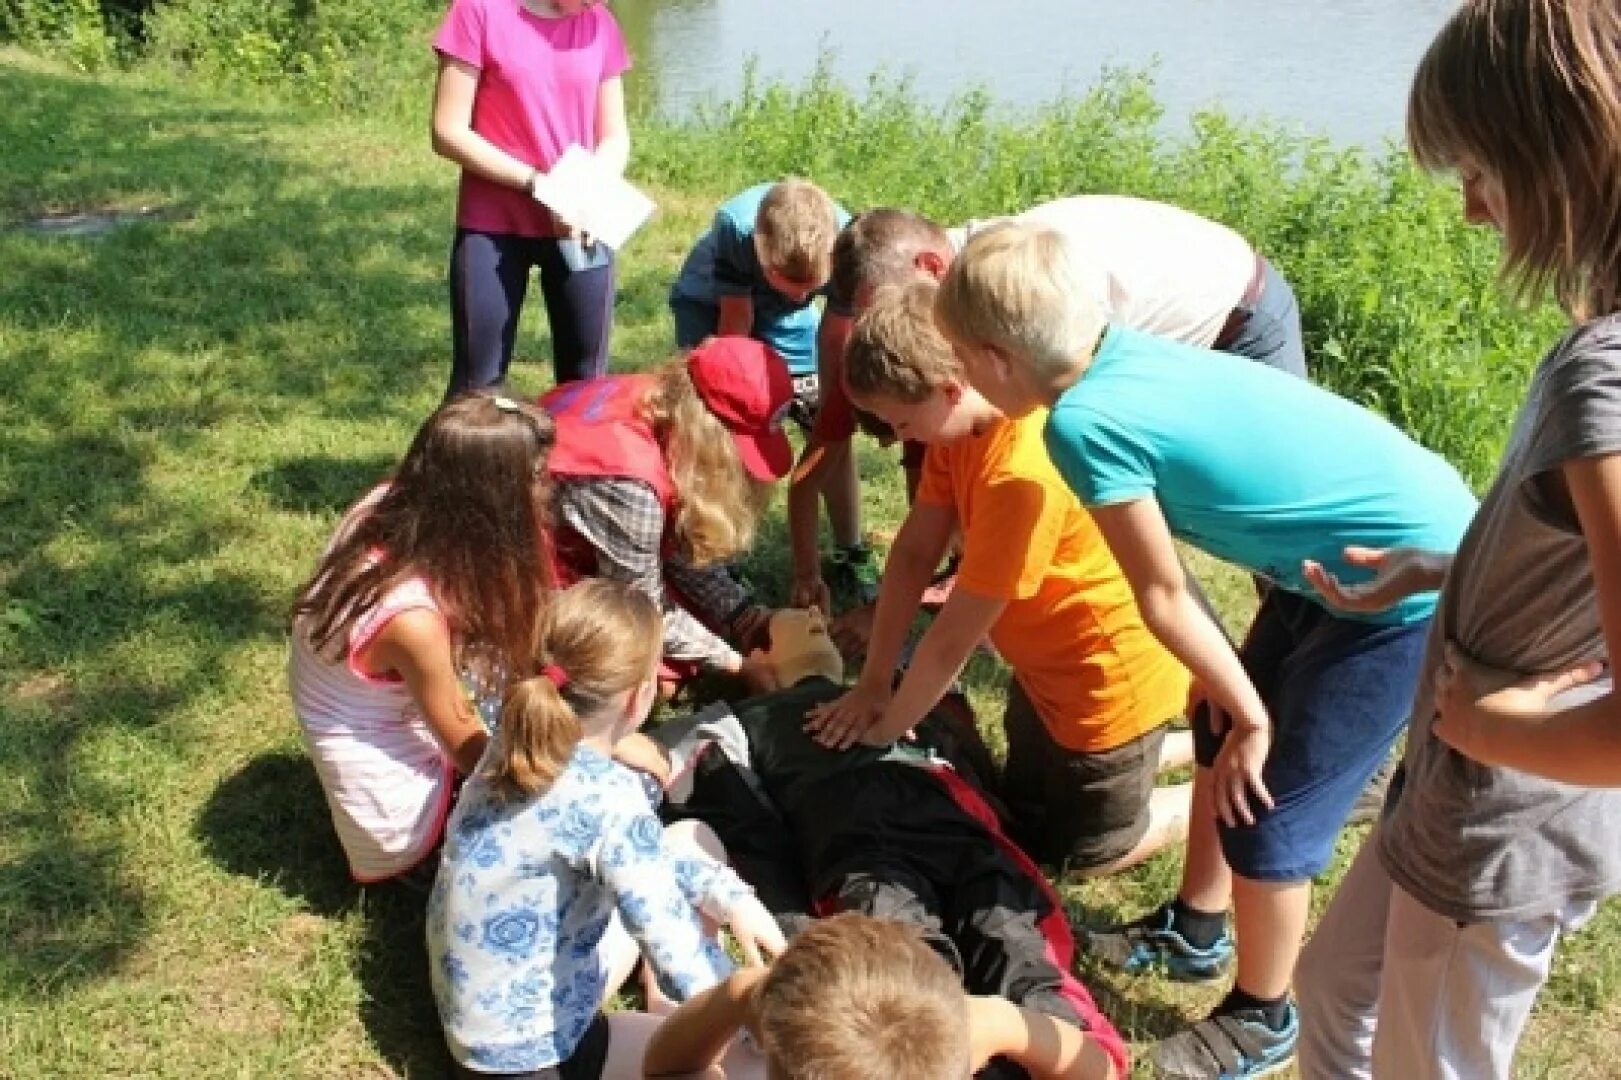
left=293, top=393, right=555, bottom=678
left=484, top=579, right=661, bottom=800
left=642, top=358, right=774, bottom=566
left=1408, top=0, right=1621, bottom=319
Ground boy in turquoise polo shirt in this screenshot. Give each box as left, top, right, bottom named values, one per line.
left=670, top=179, right=875, bottom=607
left=934, top=221, right=1477, bottom=1080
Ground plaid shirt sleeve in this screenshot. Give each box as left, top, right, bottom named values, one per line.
left=555, top=479, right=742, bottom=669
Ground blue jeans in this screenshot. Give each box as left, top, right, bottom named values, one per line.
left=1220, top=259, right=1308, bottom=378
left=446, top=228, right=615, bottom=399
left=669, top=295, right=821, bottom=376
left=1193, top=588, right=1428, bottom=881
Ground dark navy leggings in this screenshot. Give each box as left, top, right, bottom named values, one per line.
left=446, top=228, right=615, bottom=399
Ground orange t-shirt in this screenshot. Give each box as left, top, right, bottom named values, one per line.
left=916, top=410, right=1190, bottom=752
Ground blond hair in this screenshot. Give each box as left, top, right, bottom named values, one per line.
left=1408, top=0, right=1621, bottom=320
left=643, top=358, right=774, bottom=567
left=483, top=579, right=660, bottom=801
left=754, top=914, right=972, bottom=1080
left=831, top=207, right=953, bottom=305
left=934, top=221, right=1106, bottom=380
left=844, top=281, right=963, bottom=403
left=755, top=179, right=841, bottom=285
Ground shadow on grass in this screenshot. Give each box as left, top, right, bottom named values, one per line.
left=0, top=65, right=448, bottom=1005
left=196, top=751, right=452, bottom=1076
left=250, top=455, right=398, bottom=515
left=0, top=427, right=273, bottom=996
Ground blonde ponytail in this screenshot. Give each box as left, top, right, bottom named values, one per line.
left=488, top=676, right=582, bottom=799
left=483, top=579, right=662, bottom=801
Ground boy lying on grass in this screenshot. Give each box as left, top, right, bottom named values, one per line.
left=649, top=606, right=1127, bottom=1079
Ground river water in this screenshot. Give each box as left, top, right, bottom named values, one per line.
left=614, top=0, right=1460, bottom=149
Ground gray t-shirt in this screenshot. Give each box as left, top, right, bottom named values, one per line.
left=1380, top=314, right=1621, bottom=921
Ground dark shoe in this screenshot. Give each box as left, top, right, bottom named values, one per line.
left=1150, top=1000, right=1299, bottom=1079
left=1085, top=901, right=1233, bottom=982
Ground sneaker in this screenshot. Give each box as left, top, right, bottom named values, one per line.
left=1085, top=902, right=1233, bottom=982
left=826, top=545, right=881, bottom=609
left=1150, top=1000, right=1299, bottom=1079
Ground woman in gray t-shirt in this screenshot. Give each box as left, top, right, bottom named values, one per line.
left=1293, top=3, right=1621, bottom=1079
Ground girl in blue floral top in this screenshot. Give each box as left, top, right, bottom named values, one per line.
left=427, top=579, right=784, bottom=1079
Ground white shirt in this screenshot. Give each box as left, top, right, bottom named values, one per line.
left=289, top=575, right=455, bottom=882
left=954, top=195, right=1257, bottom=348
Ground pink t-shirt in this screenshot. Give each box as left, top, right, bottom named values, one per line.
left=433, top=0, right=631, bottom=238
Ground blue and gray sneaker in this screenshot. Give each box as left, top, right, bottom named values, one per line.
left=1150, top=1000, right=1299, bottom=1079
left=1084, top=902, right=1234, bottom=982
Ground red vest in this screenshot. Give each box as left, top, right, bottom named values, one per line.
left=540, top=375, right=676, bottom=585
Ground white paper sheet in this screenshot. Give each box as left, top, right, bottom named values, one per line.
left=530, top=144, right=656, bottom=250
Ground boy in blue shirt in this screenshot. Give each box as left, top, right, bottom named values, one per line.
left=933, top=221, right=1477, bottom=1080
left=670, top=179, right=875, bottom=607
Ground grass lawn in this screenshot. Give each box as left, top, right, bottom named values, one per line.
left=2, top=50, right=1619, bottom=1078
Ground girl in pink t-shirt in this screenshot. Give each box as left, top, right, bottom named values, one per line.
left=288, top=393, right=555, bottom=882
left=431, top=0, right=631, bottom=398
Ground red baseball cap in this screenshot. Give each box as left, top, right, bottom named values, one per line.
left=687, top=336, right=795, bottom=481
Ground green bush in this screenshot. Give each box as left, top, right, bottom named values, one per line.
left=138, top=0, right=438, bottom=112
left=2, top=0, right=115, bottom=68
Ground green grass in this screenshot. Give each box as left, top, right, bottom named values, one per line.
left=2, top=47, right=1619, bottom=1078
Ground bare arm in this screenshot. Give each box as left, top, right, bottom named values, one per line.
left=967, top=997, right=1117, bottom=1080
left=857, top=585, right=1005, bottom=747
left=805, top=501, right=956, bottom=746
left=788, top=312, right=856, bottom=602
left=815, top=310, right=852, bottom=391
left=1434, top=454, right=1621, bottom=782
left=430, top=56, right=536, bottom=192
left=715, top=294, right=754, bottom=339
left=362, top=609, right=489, bottom=775
left=642, top=968, right=767, bottom=1077
left=593, top=74, right=630, bottom=176
left=786, top=437, right=847, bottom=608
left=1089, top=497, right=1273, bottom=824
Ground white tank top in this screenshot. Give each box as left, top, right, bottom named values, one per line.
left=288, top=512, right=457, bottom=882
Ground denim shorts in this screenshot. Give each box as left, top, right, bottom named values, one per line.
left=1193, top=588, right=1429, bottom=881
left=1219, top=259, right=1308, bottom=379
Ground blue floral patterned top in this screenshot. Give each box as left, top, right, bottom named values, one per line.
left=426, top=744, right=751, bottom=1071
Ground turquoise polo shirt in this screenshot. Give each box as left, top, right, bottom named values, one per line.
left=1044, top=326, right=1477, bottom=625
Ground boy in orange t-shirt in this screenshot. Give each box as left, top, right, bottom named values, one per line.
left=807, top=282, right=1193, bottom=874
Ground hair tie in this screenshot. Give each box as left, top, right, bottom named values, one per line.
left=542, top=663, right=569, bottom=690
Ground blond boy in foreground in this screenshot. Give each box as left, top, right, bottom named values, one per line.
left=642, top=913, right=1117, bottom=1079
